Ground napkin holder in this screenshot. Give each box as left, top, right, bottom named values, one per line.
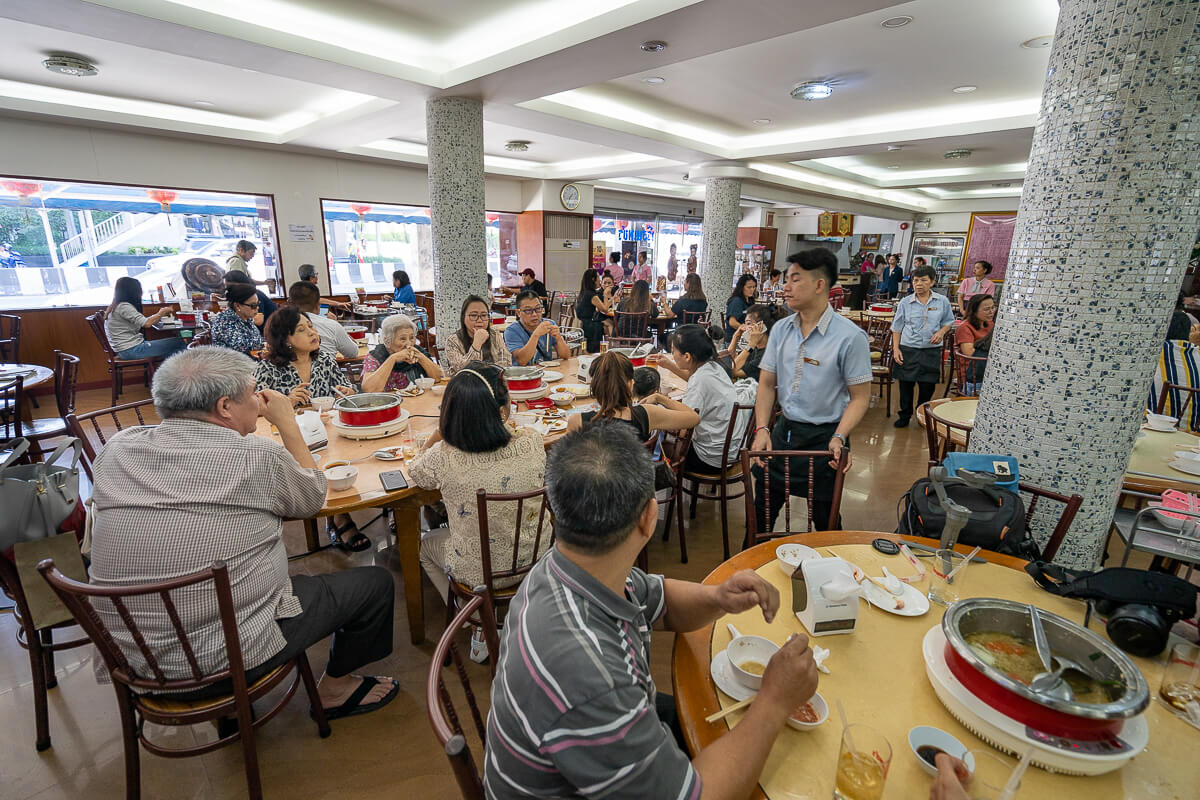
left=576, top=354, right=598, bottom=383
left=296, top=410, right=328, bottom=452
left=792, top=557, right=859, bottom=637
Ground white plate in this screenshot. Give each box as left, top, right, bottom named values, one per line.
left=861, top=579, right=930, bottom=616
left=540, top=359, right=561, bottom=367
left=397, top=386, right=424, bottom=397
left=1144, top=423, right=1177, bottom=432
left=533, top=419, right=568, bottom=435
left=1168, top=458, right=1200, bottom=476
left=710, top=650, right=757, bottom=702
left=541, top=370, right=563, bottom=382
left=559, top=383, right=591, bottom=398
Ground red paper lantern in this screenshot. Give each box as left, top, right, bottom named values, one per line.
left=146, top=189, right=178, bottom=211
left=2, top=181, right=42, bottom=205
left=350, top=204, right=372, bottom=220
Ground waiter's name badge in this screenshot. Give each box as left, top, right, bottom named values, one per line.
left=803, top=357, right=821, bottom=365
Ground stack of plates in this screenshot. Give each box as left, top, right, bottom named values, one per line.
left=508, top=382, right=549, bottom=401
left=1167, top=457, right=1200, bottom=476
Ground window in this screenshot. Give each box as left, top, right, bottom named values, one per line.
left=320, top=199, right=518, bottom=295
left=593, top=210, right=701, bottom=285
left=0, top=176, right=280, bottom=310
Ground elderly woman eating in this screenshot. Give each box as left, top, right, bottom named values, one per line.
left=361, top=314, right=443, bottom=392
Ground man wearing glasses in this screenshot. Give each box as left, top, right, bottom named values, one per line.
left=504, top=290, right=570, bottom=366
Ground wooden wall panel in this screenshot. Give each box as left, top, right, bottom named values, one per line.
left=516, top=210, right=544, bottom=278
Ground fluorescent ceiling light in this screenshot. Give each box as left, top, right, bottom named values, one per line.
left=748, top=162, right=929, bottom=208
left=810, top=157, right=1028, bottom=182
left=356, top=140, right=676, bottom=177
left=916, top=186, right=1024, bottom=198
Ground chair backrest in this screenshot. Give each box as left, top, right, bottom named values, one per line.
left=1017, top=482, right=1084, bottom=561
left=682, top=309, right=710, bottom=327
left=52, top=350, right=81, bottom=418
left=557, top=310, right=574, bottom=330
left=720, top=401, right=756, bottom=468
left=741, top=449, right=847, bottom=544
left=187, top=328, right=213, bottom=349
left=922, top=402, right=973, bottom=468
left=829, top=290, right=845, bottom=311
left=65, top=398, right=157, bottom=479
left=426, top=594, right=487, bottom=800
left=548, top=292, right=564, bottom=323
left=415, top=292, right=435, bottom=329
left=953, top=349, right=988, bottom=395
left=1, top=375, right=24, bottom=438
left=85, top=312, right=117, bottom=358
left=0, top=313, right=20, bottom=362
left=1157, top=382, right=1200, bottom=425
left=37, top=559, right=254, bottom=695
left=474, top=487, right=553, bottom=597
left=614, top=310, right=650, bottom=340
left=865, top=318, right=891, bottom=351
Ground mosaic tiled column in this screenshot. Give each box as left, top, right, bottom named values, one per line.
left=700, top=177, right=742, bottom=300
left=970, top=0, right=1200, bottom=569
left=426, top=96, right=487, bottom=346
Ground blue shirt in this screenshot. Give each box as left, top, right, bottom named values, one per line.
left=759, top=305, right=873, bottom=424
left=891, top=291, right=955, bottom=349
left=392, top=284, right=416, bottom=305
left=504, top=321, right=555, bottom=364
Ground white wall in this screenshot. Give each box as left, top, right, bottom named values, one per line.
left=921, top=198, right=1021, bottom=233
left=0, top=117, right=525, bottom=291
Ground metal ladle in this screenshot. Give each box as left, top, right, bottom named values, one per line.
left=1029, top=605, right=1073, bottom=702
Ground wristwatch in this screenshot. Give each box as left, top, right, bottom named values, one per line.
left=830, top=433, right=848, bottom=446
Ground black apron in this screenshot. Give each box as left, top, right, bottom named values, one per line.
left=892, top=345, right=942, bottom=383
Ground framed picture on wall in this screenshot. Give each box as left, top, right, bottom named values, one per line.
left=962, top=211, right=1018, bottom=281
left=860, top=234, right=881, bottom=250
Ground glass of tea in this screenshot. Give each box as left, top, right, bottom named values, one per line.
left=1159, top=641, right=1200, bottom=712
left=833, top=724, right=890, bottom=800
left=962, top=749, right=1019, bottom=799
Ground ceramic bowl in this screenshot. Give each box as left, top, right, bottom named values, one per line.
left=324, top=465, right=359, bottom=491
left=907, top=725, right=972, bottom=777
left=310, top=396, right=334, bottom=413
left=415, top=377, right=435, bottom=391
left=775, top=542, right=820, bottom=577
left=431, top=383, right=445, bottom=395
left=726, top=634, right=779, bottom=690
left=549, top=389, right=574, bottom=408
left=785, top=691, right=829, bottom=731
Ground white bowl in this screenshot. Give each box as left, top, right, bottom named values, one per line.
left=786, top=691, right=829, bottom=731
left=1146, top=413, right=1178, bottom=430
left=775, top=543, right=820, bottom=577
left=431, top=383, right=445, bottom=395
left=726, top=634, right=779, bottom=690
left=323, top=465, right=359, bottom=491
left=549, top=390, right=574, bottom=408
left=311, top=396, right=334, bottom=413
left=908, top=725, right=972, bottom=777
left=416, top=377, right=435, bottom=391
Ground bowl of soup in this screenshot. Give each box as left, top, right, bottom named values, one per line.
left=941, top=598, right=1148, bottom=739
left=726, top=634, right=779, bottom=690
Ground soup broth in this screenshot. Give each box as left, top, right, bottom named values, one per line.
left=737, top=660, right=766, bottom=676
left=964, top=631, right=1116, bottom=704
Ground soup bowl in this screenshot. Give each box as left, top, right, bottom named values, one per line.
left=726, top=634, right=779, bottom=690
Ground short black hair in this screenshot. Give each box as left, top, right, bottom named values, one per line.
left=546, top=421, right=654, bottom=555
left=913, top=256, right=928, bottom=266
left=392, top=269, right=410, bottom=287
left=235, top=239, right=256, bottom=254
left=670, top=323, right=716, bottom=365
left=974, top=260, right=994, bottom=274
left=1167, top=311, right=1192, bottom=342
left=288, top=280, right=320, bottom=310
left=610, top=252, right=621, bottom=264
left=785, top=248, right=838, bottom=289
left=440, top=361, right=511, bottom=453
left=911, top=264, right=938, bottom=281
left=263, top=306, right=302, bottom=368
left=223, top=282, right=258, bottom=306
left=770, top=269, right=782, bottom=279
left=632, top=367, right=660, bottom=399
left=514, top=289, right=543, bottom=310
left=224, top=270, right=253, bottom=285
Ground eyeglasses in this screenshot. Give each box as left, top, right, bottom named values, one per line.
left=239, top=301, right=259, bottom=309
left=465, top=313, right=490, bottom=322
left=518, top=307, right=542, bottom=316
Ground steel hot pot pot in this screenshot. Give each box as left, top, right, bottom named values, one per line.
left=503, top=366, right=544, bottom=392
left=333, top=393, right=402, bottom=427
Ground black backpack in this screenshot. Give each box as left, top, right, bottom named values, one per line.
left=897, top=476, right=1038, bottom=559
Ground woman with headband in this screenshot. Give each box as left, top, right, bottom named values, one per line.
left=408, top=362, right=548, bottom=663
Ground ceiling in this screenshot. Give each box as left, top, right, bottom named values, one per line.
left=0, top=0, right=1063, bottom=213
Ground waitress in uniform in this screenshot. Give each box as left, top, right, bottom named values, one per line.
left=890, top=263, right=956, bottom=427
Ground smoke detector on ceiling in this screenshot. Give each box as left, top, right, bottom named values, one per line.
left=42, top=54, right=98, bottom=77
left=640, top=40, right=668, bottom=53
left=1021, top=35, right=1054, bottom=49
left=943, top=148, right=973, bottom=160
left=880, top=15, right=914, bottom=29
left=504, top=140, right=531, bottom=152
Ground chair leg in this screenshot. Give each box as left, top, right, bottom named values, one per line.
left=689, top=480, right=699, bottom=519
left=675, top=477, right=688, bottom=564
left=662, top=486, right=676, bottom=542
left=115, top=689, right=142, bottom=800
left=236, top=694, right=264, bottom=800
left=477, top=594, right=502, bottom=678
left=719, top=480, right=730, bottom=561
left=41, top=628, right=57, bottom=689
left=296, top=654, right=331, bottom=738
left=111, top=366, right=119, bottom=406
left=886, top=380, right=892, bottom=417
left=28, top=629, right=51, bottom=751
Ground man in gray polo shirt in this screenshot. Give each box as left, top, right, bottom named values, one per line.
left=485, top=422, right=819, bottom=800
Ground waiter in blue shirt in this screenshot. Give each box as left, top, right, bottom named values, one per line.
left=751, top=249, right=873, bottom=532
left=890, top=263, right=956, bottom=427
left=504, top=290, right=570, bottom=366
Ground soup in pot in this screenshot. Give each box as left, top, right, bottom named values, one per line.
left=964, top=631, right=1117, bottom=704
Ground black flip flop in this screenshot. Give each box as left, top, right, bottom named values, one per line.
left=315, top=676, right=398, bottom=721
left=328, top=521, right=371, bottom=552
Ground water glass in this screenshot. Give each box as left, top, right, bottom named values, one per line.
left=963, top=749, right=1019, bottom=799
left=833, top=724, right=890, bottom=800
left=929, top=549, right=971, bottom=607
left=1159, top=641, right=1200, bottom=712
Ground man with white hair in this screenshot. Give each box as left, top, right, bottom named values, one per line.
left=88, top=347, right=398, bottom=719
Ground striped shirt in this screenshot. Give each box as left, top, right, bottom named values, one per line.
left=1149, top=339, right=1200, bottom=432
left=89, top=418, right=327, bottom=680
left=484, top=549, right=701, bottom=799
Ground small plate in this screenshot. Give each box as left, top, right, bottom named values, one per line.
left=1168, top=458, right=1200, bottom=476
left=861, top=579, right=930, bottom=616
left=541, top=370, right=564, bottom=382
left=540, top=359, right=561, bottom=367
left=710, top=650, right=756, bottom=702
left=1144, top=423, right=1177, bottom=432
left=373, top=446, right=406, bottom=461
left=559, top=383, right=591, bottom=398
left=536, top=418, right=568, bottom=434
left=397, top=386, right=424, bottom=397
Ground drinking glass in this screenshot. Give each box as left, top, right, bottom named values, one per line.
left=929, top=549, right=971, bottom=606
left=1159, top=642, right=1200, bottom=712
left=413, top=431, right=432, bottom=453
left=963, top=749, right=1018, bottom=799
left=833, top=724, right=890, bottom=800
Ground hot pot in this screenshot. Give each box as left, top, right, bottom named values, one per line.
left=610, top=347, right=649, bottom=367
left=333, top=393, right=402, bottom=427
left=869, top=303, right=894, bottom=313
left=503, top=366, right=544, bottom=391
left=941, top=598, right=1148, bottom=740
left=342, top=324, right=368, bottom=340
left=491, top=312, right=507, bottom=325
left=176, top=311, right=198, bottom=324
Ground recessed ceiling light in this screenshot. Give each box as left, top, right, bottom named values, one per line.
left=944, top=148, right=973, bottom=160
left=1021, top=35, right=1054, bottom=49
left=886, top=145, right=904, bottom=151
left=991, top=182, right=1012, bottom=188
left=752, top=118, right=772, bottom=125
left=643, top=76, right=665, bottom=84
left=504, top=140, right=531, bottom=152
left=42, top=54, right=98, bottom=77
left=881, top=15, right=913, bottom=29
left=195, top=100, right=215, bottom=106
left=887, top=164, right=901, bottom=169
left=640, top=40, right=667, bottom=53
left=952, top=85, right=977, bottom=93
left=790, top=81, right=834, bottom=101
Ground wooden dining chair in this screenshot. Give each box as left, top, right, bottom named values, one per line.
left=1156, top=382, right=1200, bottom=432
left=922, top=401, right=974, bottom=468
left=66, top=398, right=157, bottom=480
left=741, top=449, right=848, bottom=547
left=681, top=309, right=710, bottom=327
left=648, top=427, right=694, bottom=565
left=866, top=322, right=894, bottom=417
left=0, top=374, right=25, bottom=439
left=19, top=351, right=81, bottom=459
left=1017, top=483, right=1084, bottom=561
left=37, top=559, right=330, bottom=800
left=671, top=403, right=755, bottom=561
left=445, top=487, right=553, bottom=671
left=0, top=312, right=21, bottom=362
left=611, top=310, right=652, bottom=347
left=86, top=311, right=158, bottom=406
left=427, top=594, right=488, bottom=800
left=950, top=350, right=989, bottom=398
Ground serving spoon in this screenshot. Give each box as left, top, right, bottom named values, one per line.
left=1029, top=605, right=1073, bottom=702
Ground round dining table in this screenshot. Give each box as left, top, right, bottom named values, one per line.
left=1, top=363, right=54, bottom=420
left=671, top=531, right=1198, bottom=799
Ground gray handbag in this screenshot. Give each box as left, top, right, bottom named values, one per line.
left=0, top=438, right=82, bottom=552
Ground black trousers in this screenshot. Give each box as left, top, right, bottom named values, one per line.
left=752, top=418, right=843, bottom=535
left=179, top=567, right=395, bottom=700
left=898, top=380, right=937, bottom=420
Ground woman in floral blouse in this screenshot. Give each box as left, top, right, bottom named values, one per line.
left=361, top=314, right=443, bottom=392
left=210, top=283, right=264, bottom=355
left=443, top=295, right=511, bottom=376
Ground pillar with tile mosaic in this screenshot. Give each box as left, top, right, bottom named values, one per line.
left=426, top=96, right=488, bottom=346
left=700, top=177, right=742, bottom=304
left=970, top=0, right=1200, bottom=568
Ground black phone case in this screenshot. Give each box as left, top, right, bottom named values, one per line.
left=380, top=470, right=409, bottom=492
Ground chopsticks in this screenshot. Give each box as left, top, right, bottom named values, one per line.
left=705, top=696, right=753, bottom=723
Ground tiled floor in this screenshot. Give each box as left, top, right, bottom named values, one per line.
left=0, top=383, right=1156, bottom=799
